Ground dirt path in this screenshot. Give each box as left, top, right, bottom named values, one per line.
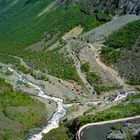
left=65, top=41, right=96, bottom=96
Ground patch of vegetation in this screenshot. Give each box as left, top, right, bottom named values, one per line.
left=81, top=62, right=90, bottom=72
left=24, top=48, right=82, bottom=83
left=0, top=0, right=13, bottom=11
left=94, top=84, right=120, bottom=94
left=5, top=70, right=12, bottom=75
left=85, top=106, right=96, bottom=114
left=86, top=71, right=101, bottom=85
left=25, top=0, right=39, bottom=5
left=100, top=47, right=122, bottom=65
left=0, top=53, right=20, bottom=65
left=16, top=64, right=31, bottom=74
left=85, top=69, right=119, bottom=94
left=126, top=133, right=137, bottom=140
left=44, top=93, right=140, bottom=140
left=127, top=76, right=140, bottom=85
left=96, top=12, right=112, bottom=22
left=44, top=125, right=72, bottom=140
left=0, top=78, right=48, bottom=140
left=107, top=20, right=140, bottom=49
left=126, top=93, right=140, bottom=101
left=101, top=20, right=140, bottom=65
left=30, top=71, right=49, bottom=81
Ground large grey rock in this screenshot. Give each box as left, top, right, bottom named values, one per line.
left=107, top=130, right=126, bottom=140
left=107, top=122, right=140, bottom=140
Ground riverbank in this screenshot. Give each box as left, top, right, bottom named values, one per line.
left=0, top=78, right=48, bottom=140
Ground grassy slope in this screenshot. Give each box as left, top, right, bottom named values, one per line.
left=0, top=78, right=47, bottom=140
left=101, top=20, right=140, bottom=65
left=0, top=53, right=20, bottom=65
left=81, top=62, right=119, bottom=94
left=24, top=48, right=82, bottom=82
left=0, top=0, right=103, bottom=81
left=44, top=93, right=140, bottom=140
left=0, top=0, right=53, bottom=53
left=100, top=20, right=140, bottom=84
left=107, top=20, right=140, bottom=49
left=0, top=0, right=102, bottom=54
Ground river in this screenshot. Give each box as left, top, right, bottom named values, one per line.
left=7, top=67, right=136, bottom=140
left=8, top=67, right=72, bottom=140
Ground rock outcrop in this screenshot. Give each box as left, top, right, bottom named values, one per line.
left=58, top=0, right=140, bottom=15
left=107, top=122, right=140, bottom=140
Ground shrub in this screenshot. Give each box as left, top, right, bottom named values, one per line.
left=100, top=47, right=122, bottom=65
left=81, top=62, right=90, bottom=72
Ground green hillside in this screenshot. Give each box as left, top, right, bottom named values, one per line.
left=0, top=0, right=104, bottom=81
left=0, top=78, right=48, bottom=140
left=0, top=0, right=102, bottom=54
left=0, top=0, right=13, bottom=10
left=101, top=20, right=140, bottom=84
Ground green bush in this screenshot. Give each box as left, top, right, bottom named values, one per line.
left=44, top=126, right=71, bottom=140
left=100, top=20, right=140, bottom=66
left=0, top=53, right=20, bottom=65
left=100, top=47, right=122, bottom=65
left=81, top=62, right=90, bottom=72
left=127, top=76, right=140, bottom=85
left=86, top=71, right=101, bottom=85
left=16, top=64, right=31, bottom=74
left=83, top=68, right=120, bottom=94
left=24, top=48, right=82, bottom=83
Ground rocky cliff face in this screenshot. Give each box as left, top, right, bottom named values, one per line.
left=58, top=0, right=140, bottom=15
left=1, top=0, right=139, bottom=15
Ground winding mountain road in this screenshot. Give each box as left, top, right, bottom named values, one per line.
left=77, top=115, right=140, bottom=140
left=66, top=42, right=96, bottom=96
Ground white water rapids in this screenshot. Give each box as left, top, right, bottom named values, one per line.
left=8, top=67, right=72, bottom=140
left=7, top=67, right=135, bottom=140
